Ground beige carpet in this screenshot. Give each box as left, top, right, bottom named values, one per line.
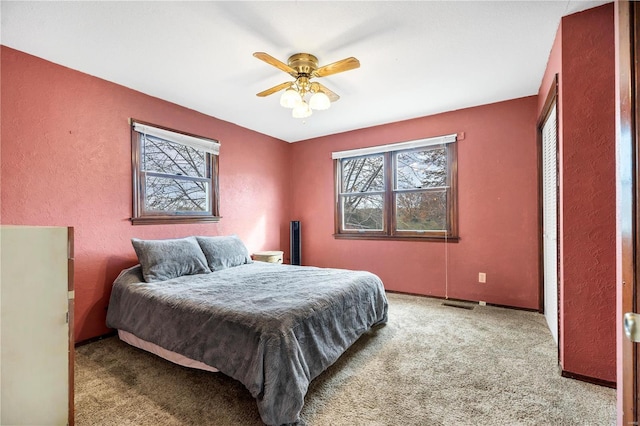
left=75, top=293, right=616, bottom=425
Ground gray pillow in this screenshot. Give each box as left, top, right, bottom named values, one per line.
left=196, top=235, right=252, bottom=271
left=131, top=237, right=211, bottom=283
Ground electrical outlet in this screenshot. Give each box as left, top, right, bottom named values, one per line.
left=478, top=272, right=486, bottom=283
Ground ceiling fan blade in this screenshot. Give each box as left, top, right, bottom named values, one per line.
left=253, top=52, right=298, bottom=78
left=256, top=81, right=293, bottom=97
left=316, top=83, right=340, bottom=102
left=312, top=57, right=360, bottom=78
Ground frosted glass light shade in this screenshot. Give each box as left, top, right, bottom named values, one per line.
left=309, top=92, right=331, bottom=110
left=280, top=89, right=301, bottom=108
left=292, top=101, right=312, bottom=118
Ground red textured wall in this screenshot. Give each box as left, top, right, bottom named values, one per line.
left=537, top=4, right=616, bottom=383
left=537, top=23, right=562, bottom=117
left=560, top=4, right=616, bottom=382
left=290, top=97, right=540, bottom=309
left=1, top=47, right=292, bottom=342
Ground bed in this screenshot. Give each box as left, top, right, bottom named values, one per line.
left=106, top=235, right=388, bottom=425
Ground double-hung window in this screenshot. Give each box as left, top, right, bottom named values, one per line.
left=333, top=134, right=458, bottom=241
left=131, top=120, right=220, bottom=225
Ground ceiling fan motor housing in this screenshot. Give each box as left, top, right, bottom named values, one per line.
left=288, top=53, right=319, bottom=75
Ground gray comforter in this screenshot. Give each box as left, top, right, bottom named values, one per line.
left=106, top=262, right=388, bottom=425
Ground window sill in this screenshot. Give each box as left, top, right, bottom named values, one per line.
left=333, top=234, right=459, bottom=243
left=130, top=216, right=221, bottom=225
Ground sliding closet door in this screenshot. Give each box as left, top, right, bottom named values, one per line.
left=542, top=103, right=559, bottom=346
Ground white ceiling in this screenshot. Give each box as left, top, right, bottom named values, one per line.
left=1, top=1, right=608, bottom=143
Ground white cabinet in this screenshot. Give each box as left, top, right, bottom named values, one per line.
left=252, top=250, right=284, bottom=263
left=1, top=226, right=74, bottom=425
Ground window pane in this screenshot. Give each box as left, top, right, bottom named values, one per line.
left=395, top=147, right=447, bottom=189
left=142, top=134, right=206, bottom=177
left=342, top=194, right=384, bottom=230
left=396, top=190, right=447, bottom=231
left=145, top=176, right=209, bottom=213
left=341, top=155, right=385, bottom=193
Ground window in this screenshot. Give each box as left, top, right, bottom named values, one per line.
left=333, top=134, right=458, bottom=241
left=131, top=120, right=220, bottom=225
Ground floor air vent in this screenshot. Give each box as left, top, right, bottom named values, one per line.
left=442, top=301, right=475, bottom=310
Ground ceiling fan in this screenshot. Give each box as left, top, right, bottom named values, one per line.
left=253, top=52, right=360, bottom=118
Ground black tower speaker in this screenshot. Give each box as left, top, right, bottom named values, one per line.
left=290, top=220, right=301, bottom=265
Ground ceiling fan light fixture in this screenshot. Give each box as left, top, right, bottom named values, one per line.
left=292, top=101, right=312, bottom=118
left=280, top=89, right=301, bottom=108
left=309, top=92, right=331, bottom=111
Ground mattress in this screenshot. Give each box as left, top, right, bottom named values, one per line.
left=118, top=329, right=219, bottom=373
